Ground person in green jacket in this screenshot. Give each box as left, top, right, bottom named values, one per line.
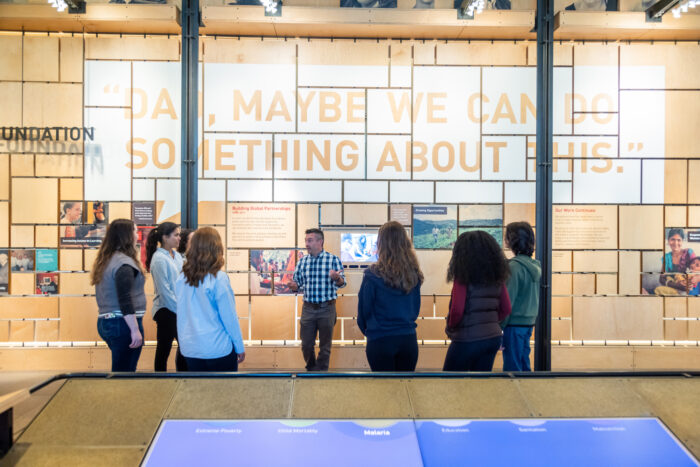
left=502, top=222, right=541, bottom=372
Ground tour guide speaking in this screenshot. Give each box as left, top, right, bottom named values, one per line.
left=289, top=228, right=345, bottom=371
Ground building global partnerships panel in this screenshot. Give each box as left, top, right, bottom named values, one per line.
left=143, top=418, right=698, bottom=466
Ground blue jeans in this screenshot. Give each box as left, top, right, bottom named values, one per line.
left=443, top=336, right=501, bottom=372
left=97, top=317, right=144, bottom=372
left=502, top=326, right=533, bottom=372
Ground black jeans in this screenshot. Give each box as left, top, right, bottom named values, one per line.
left=300, top=302, right=336, bottom=371
left=443, top=336, right=502, bottom=372
left=185, top=348, right=239, bottom=372
left=97, top=317, right=143, bottom=372
left=154, top=308, right=187, bottom=372
left=366, top=333, right=419, bottom=372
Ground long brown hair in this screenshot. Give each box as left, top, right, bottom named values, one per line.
left=182, top=227, right=224, bottom=286
left=370, top=221, right=423, bottom=293
left=90, top=219, right=142, bottom=285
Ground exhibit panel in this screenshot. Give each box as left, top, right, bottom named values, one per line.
left=0, top=32, right=699, bottom=369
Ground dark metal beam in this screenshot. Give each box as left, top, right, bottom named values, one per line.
left=646, top=0, right=680, bottom=19
left=535, top=0, right=553, bottom=371
left=181, top=0, right=199, bottom=230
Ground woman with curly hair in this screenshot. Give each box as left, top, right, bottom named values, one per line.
left=358, top=221, right=423, bottom=371
left=175, top=227, right=245, bottom=371
left=443, top=230, right=511, bottom=372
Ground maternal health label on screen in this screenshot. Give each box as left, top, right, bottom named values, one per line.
left=143, top=418, right=698, bottom=467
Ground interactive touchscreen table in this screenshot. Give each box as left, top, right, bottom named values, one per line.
left=143, top=418, right=698, bottom=466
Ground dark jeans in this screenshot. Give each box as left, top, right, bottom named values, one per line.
left=300, top=302, right=336, bottom=371
left=366, top=333, right=419, bottom=372
left=502, top=325, right=533, bottom=372
left=185, top=348, right=239, bottom=372
left=153, top=308, right=187, bottom=372
left=443, top=336, right=502, bottom=372
left=97, top=317, right=144, bottom=372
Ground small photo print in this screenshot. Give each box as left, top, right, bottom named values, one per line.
left=60, top=201, right=106, bottom=248
left=36, top=273, right=59, bottom=295
left=643, top=273, right=689, bottom=296
left=250, top=249, right=304, bottom=295
left=86, top=201, right=109, bottom=225
left=459, top=227, right=504, bottom=248
left=11, top=249, right=35, bottom=272
left=413, top=205, right=457, bottom=249
left=35, top=249, right=58, bottom=272
left=459, top=205, right=503, bottom=227
left=663, top=228, right=700, bottom=273
left=0, top=249, right=8, bottom=294
left=60, top=201, right=84, bottom=225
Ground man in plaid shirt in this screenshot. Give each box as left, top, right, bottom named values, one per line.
left=289, top=228, right=345, bottom=371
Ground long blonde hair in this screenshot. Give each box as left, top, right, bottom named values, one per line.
left=90, top=219, right=142, bottom=285
left=182, top=227, right=224, bottom=286
left=370, top=221, right=423, bottom=293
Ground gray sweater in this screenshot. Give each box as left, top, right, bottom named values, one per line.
left=95, top=252, right=146, bottom=318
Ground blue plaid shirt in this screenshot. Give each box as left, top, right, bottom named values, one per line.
left=293, top=250, right=346, bottom=303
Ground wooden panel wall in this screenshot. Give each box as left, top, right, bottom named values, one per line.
left=1, top=33, right=699, bottom=372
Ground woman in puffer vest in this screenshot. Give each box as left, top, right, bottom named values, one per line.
left=443, top=230, right=511, bottom=372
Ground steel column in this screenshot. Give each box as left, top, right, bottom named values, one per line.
left=181, top=0, right=199, bottom=229
left=534, top=0, right=554, bottom=371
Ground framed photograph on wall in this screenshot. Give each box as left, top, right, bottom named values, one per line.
left=663, top=228, right=700, bottom=273
left=413, top=206, right=457, bottom=249
left=36, top=273, right=59, bottom=295
left=10, top=249, right=35, bottom=272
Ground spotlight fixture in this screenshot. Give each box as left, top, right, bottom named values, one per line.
left=457, top=0, right=484, bottom=19
left=48, top=0, right=68, bottom=12
left=261, top=0, right=281, bottom=16
left=671, top=0, right=696, bottom=17
left=645, top=0, right=694, bottom=20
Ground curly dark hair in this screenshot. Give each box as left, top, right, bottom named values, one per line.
left=446, top=230, right=509, bottom=286
left=505, top=221, right=535, bottom=257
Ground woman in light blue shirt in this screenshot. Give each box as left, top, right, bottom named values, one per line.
left=145, top=222, right=186, bottom=372
left=175, top=227, right=245, bottom=371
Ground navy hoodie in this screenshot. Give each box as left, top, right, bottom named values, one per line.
left=357, top=268, right=421, bottom=340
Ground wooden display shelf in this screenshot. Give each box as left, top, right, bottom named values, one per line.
left=0, top=4, right=181, bottom=34
left=200, top=7, right=536, bottom=39
left=555, top=11, right=700, bottom=40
